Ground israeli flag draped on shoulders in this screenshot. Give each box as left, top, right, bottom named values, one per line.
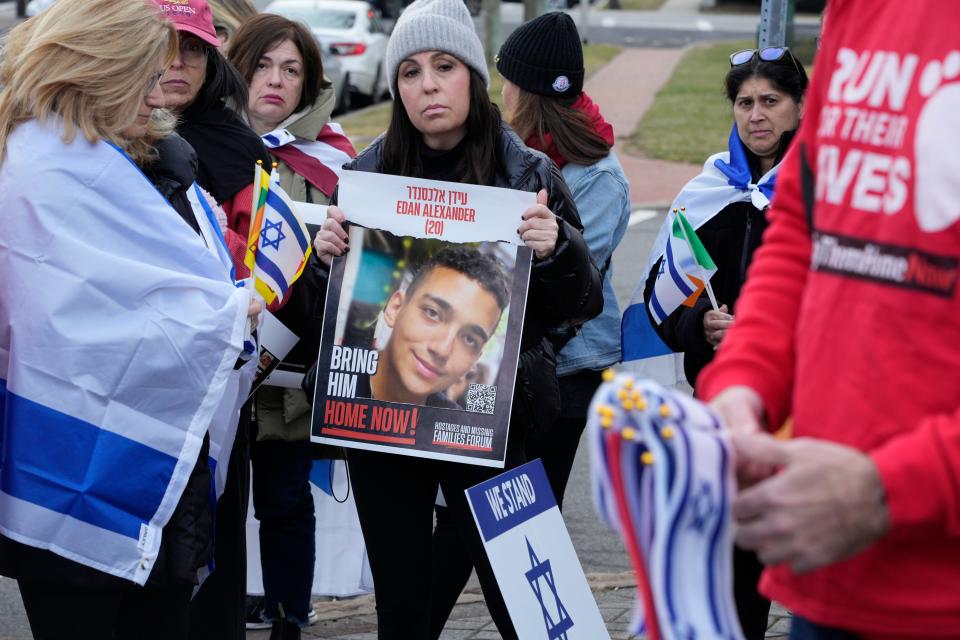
left=0, top=119, right=254, bottom=585
left=620, top=124, right=780, bottom=382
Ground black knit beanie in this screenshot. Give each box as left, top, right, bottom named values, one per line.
left=496, top=12, right=584, bottom=99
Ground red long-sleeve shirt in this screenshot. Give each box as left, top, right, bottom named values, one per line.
left=698, top=1, right=960, bottom=636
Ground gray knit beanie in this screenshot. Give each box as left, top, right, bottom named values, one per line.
left=386, top=0, right=489, bottom=97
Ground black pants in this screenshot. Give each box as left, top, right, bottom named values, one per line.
left=251, top=437, right=315, bottom=623
left=790, top=616, right=861, bottom=640
left=347, top=447, right=520, bottom=640
left=188, top=406, right=252, bottom=640
left=18, top=579, right=193, bottom=640
left=734, top=545, right=772, bottom=640
left=526, top=369, right=602, bottom=509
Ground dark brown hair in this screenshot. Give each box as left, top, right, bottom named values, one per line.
left=227, top=13, right=324, bottom=114
left=508, top=90, right=610, bottom=166
left=725, top=51, right=808, bottom=105
left=382, top=69, right=499, bottom=186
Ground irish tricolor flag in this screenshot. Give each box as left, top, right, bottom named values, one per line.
left=648, top=209, right=717, bottom=325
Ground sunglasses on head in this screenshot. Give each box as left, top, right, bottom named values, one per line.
left=730, top=46, right=803, bottom=77
left=730, top=46, right=795, bottom=66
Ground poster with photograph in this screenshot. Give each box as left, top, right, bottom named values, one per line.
left=310, top=170, right=534, bottom=467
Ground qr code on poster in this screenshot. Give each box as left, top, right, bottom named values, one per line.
left=466, top=383, right=496, bottom=414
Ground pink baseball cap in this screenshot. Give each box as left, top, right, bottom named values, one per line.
left=153, top=0, right=221, bottom=48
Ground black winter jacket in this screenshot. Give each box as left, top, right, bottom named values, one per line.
left=324, top=121, right=603, bottom=432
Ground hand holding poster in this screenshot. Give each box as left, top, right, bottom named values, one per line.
left=310, top=171, right=534, bottom=467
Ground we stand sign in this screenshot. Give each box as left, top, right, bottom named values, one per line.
left=466, top=460, right=610, bottom=639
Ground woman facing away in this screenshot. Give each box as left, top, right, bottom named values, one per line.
left=498, top=11, right=631, bottom=509
left=641, top=45, right=809, bottom=640
left=311, top=0, right=602, bottom=637
left=227, top=13, right=356, bottom=640
left=0, top=0, right=259, bottom=638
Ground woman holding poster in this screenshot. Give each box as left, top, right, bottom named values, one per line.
left=311, top=0, right=602, bottom=636
left=426, top=13, right=633, bottom=636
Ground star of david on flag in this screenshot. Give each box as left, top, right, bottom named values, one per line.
left=245, top=161, right=312, bottom=304
left=525, top=538, right=574, bottom=640
left=260, top=218, right=286, bottom=251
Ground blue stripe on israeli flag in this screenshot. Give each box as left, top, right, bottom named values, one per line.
left=190, top=183, right=236, bottom=283
left=706, top=439, right=730, bottom=633
left=255, top=249, right=290, bottom=295
left=665, top=240, right=695, bottom=298
left=265, top=189, right=309, bottom=252
left=661, top=429, right=689, bottom=623
left=1, top=379, right=176, bottom=539
left=649, top=291, right=669, bottom=326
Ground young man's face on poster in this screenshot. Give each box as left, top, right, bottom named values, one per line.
left=377, top=266, right=502, bottom=404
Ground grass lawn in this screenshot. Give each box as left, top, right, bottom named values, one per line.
left=617, top=0, right=666, bottom=10
left=338, top=43, right=623, bottom=151
left=627, top=38, right=817, bottom=164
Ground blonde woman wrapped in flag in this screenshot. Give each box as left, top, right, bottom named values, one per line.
left=0, top=0, right=262, bottom=638
left=637, top=47, right=808, bottom=640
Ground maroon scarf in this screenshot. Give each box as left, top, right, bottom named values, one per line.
left=523, top=92, right=615, bottom=168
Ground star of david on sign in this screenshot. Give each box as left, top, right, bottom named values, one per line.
left=688, top=479, right=716, bottom=534
left=260, top=218, right=285, bottom=251
left=524, top=537, right=574, bottom=640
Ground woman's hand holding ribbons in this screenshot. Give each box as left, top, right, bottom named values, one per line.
left=518, top=189, right=559, bottom=260
left=313, top=205, right=349, bottom=267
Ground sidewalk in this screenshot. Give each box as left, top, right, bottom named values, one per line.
left=249, top=573, right=793, bottom=639
left=583, top=47, right=701, bottom=207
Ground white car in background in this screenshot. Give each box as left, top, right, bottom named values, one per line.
left=265, top=0, right=390, bottom=108
left=26, top=0, right=57, bottom=16
left=320, top=48, right=352, bottom=114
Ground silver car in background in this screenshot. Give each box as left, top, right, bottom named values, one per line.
left=265, top=0, right=389, bottom=108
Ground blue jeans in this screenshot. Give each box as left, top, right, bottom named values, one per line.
left=251, top=438, right=315, bottom=625
left=790, top=616, right=861, bottom=640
